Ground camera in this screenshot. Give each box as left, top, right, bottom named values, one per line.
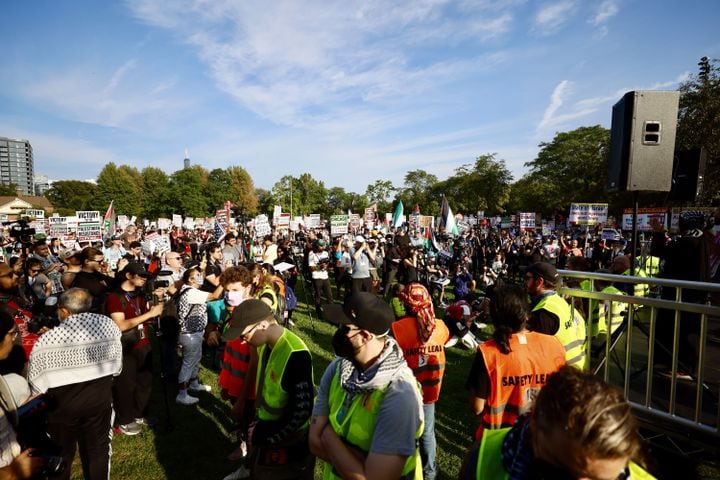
left=26, top=312, right=59, bottom=334
left=7, top=218, right=36, bottom=242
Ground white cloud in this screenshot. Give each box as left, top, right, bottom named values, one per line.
left=591, top=0, right=619, bottom=26
left=538, top=71, right=691, bottom=135
left=538, top=80, right=572, bottom=130
left=126, top=0, right=512, bottom=128
left=534, top=1, right=576, bottom=34
left=19, top=61, right=190, bottom=134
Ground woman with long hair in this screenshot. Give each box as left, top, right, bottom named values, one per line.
left=465, top=283, right=566, bottom=440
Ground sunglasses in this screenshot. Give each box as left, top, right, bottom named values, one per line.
left=239, top=324, right=260, bottom=341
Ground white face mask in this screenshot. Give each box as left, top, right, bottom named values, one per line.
left=224, top=290, right=246, bottom=307
left=194, top=274, right=204, bottom=285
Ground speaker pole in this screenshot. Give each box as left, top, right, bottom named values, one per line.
left=631, top=190, right=639, bottom=276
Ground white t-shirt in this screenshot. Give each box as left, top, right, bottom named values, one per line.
left=308, top=251, right=330, bottom=280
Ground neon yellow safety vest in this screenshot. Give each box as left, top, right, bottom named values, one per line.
left=532, top=293, right=587, bottom=370
left=475, top=427, right=657, bottom=479
left=255, top=329, right=312, bottom=424
left=622, top=269, right=649, bottom=298
left=322, top=362, right=423, bottom=480
left=591, top=285, right=627, bottom=337
left=579, top=279, right=592, bottom=291
left=642, top=255, right=661, bottom=277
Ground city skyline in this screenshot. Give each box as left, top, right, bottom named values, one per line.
left=1, top=0, right=718, bottom=194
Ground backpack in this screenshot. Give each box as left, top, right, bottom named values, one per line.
left=158, top=288, right=191, bottom=337
left=269, top=275, right=290, bottom=322
left=285, top=285, right=297, bottom=311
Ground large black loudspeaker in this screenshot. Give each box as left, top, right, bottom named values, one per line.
left=670, top=149, right=706, bottom=202
left=607, top=90, right=680, bottom=192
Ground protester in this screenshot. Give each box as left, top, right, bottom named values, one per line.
left=466, top=284, right=565, bottom=440
left=394, top=283, right=449, bottom=480
left=524, top=262, right=587, bottom=369
left=307, top=239, right=333, bottom=318
left=175, top=266, right=222, bottom=405
left=310, top=292, right=423, bottom=480
left=105, top=262, right=164, bottom=435
left=462, top=365, right=656, bottom=479
left=351, top=235, right=374, bottom=293
left=27, top=288, right=122, bottom=480
left=71, top=247, right=114, bottom=310
left=221, top=299, right=315, bottom=479
left=0, top=311, right=43, bottom=479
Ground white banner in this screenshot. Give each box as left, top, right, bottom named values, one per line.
left=568, top=203, right=608, bottom=225
left=331, top=215, right=349, bottom=236
left=621, top=208, right=667, bottom=231
left=172, top=214, right=183, bottom=226
left=76, top=210, right=100, bottom=223
left=519, top=212, right=536, bottom=230
left=77, top=222, right=102, bottom=242
left=254, top=214, right=272, bottom=238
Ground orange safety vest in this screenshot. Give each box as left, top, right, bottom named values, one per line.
left=392, top=316, right=449, bottom=404
left=475, top=331, right=566, bottom=439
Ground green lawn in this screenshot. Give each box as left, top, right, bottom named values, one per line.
left=71, top=283, right=480, bottom=480
left=69, top=281, right=719, bottom=479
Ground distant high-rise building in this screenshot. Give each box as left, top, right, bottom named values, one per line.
left=183, top=148, right=190, bottom=169
left=34, top=173, right=51, bottom=196
left=0, top=137, right=34, bottom=195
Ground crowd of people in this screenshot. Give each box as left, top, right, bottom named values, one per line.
left=0, top=206, right=718, bottom=479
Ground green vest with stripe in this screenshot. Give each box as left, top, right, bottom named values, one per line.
left=256, top=328, right=312, bottom=425
left=475, top=427, right=657, bottom=479
left=322, top=362, right=423, bottom=480
left=591, top=285, right=627, bottom=337
left=532, top=293, right=587, bottom=370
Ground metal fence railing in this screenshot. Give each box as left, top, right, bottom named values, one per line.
left=558, top=269, right=720, bottom=452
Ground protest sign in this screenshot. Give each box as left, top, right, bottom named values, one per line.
left=77, top=222, right=102, bottom=242
left=568, top=203, right=608, bottom=225
left=331, top=215, right=349, bottom=236
left=519, top=212, right=536, bottom=230
left=621, top=207, right=667, bottom=231
left=254, top=215, right=272, bottom=238
left=76, top=211, right=100, bottom=223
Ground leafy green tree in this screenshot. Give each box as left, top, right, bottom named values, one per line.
left=521, top=126, right=610, bottom=216
left=365, top=179, right=396, bottom=214
left=255, top=188, right=273, bottom=216
left=141, top=167, right=170, bottom=219
left=269, top=174, right=328, bottom=217
left=325, top=187, right=349, bottom=217
left=677, top=57, right=720, bottom=204
left=0, top=183, right=19, bottom=196
left=95, top=163, right=143, bottom=216
left=167, top=168, right=209, bottom=218
left=45, top=180, right=99, bottom=214
left=399, top=170, right=439, bottom=214
left=206, top=168, right=233, bottom=213
left=227, top=166, right=258, bottom=215
left=438, top=154, right=513, bottom=215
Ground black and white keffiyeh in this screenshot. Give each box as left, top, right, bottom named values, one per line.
left=27, top=312, right=123, bottom=393
left=338, top=336, right=408, bottom=395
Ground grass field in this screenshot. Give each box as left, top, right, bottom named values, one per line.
left=70, top=283, right=480, bottom=480
left=68, top=280, right=720, bottom=479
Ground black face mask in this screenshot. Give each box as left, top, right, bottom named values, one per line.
left=332, top=326, right=357, bottom=359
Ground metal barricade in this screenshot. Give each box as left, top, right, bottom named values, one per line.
left=558, top=269, right=720, bottom=452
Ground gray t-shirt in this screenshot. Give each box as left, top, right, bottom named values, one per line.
left=351, top=250, right=371, bottom=279
left=313, top=357, right=423, bottom=457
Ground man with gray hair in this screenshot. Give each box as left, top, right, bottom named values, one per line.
left=27, top=288, right=122, bottom=480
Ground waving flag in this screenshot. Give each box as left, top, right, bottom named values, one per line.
left=440, top=196, right=458, bottom=236
left=103, top=200, right=115, bottom=235
left=392, top=201, right=404, bottom=228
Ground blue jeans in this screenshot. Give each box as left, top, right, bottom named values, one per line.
left=421, top=403, right=437, bottom=480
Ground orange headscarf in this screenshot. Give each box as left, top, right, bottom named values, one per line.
left=400, top=282, right=436, bottom=342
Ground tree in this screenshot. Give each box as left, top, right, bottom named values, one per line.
left=205, top=168, right=233, bottom=213
left=167, top=168, right=209, bottom=218
left=95, top=163, right=143, bottom=216
left=522, top=126, right=610, bottom=216
left=439, top=154, right=513, bottom=215
left=141, top=167, right=170, bottom=219
left=677, top=57, right=720, bottom=204
left=45, top=180, right=99, bottom=215
left=365, top=179, right=396, bottom=214
left=0, top=183, right=19, bottom=196
left=227, top=166, right=258, bottom=215
left=399, top=170, right=439, bottom=214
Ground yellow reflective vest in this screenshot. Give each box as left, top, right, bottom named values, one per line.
left=532, top=293, right=587, bottom=370
left=475, top=427, right=657, bottom=479
left=322, top=362, right=423, bottom=480
left=591, top=285, right=627, bottom=337
left=256, top=329, right=312, bottom=425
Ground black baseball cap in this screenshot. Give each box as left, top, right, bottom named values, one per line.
left=120, top=261, right=152, bottom=278
left=524, top=262, right=559, bottom=284
left=324, top=292, right=394, bottom=335
left=222, top=299, right=274, bottom=342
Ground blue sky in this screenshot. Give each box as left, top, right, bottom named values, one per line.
left=1, top=0, right=718, bottom=194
